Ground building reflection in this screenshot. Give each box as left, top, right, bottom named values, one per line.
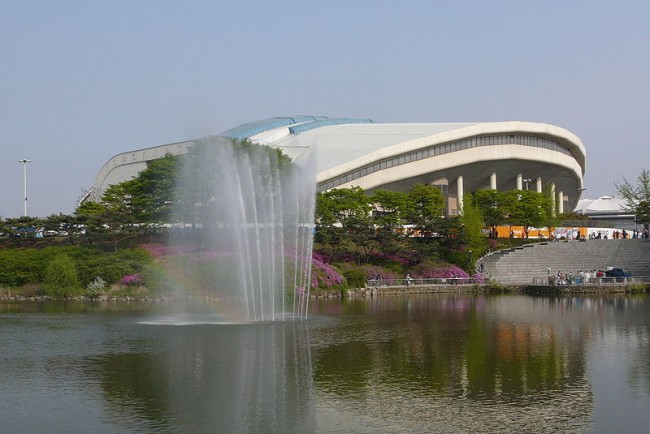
left=310, top=295, right=594, bottom=431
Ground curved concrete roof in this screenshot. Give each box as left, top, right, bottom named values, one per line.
left=88, top=116, right=586, bottom=210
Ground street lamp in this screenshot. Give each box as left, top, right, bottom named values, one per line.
left=18, top=159, right=32, bottom=216
left=523, top=178, right=532, bottom=190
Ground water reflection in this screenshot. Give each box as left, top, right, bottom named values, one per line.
left=88, top=321, right=316, bottom=433
left=309, top=295, right=598, bottom=432
left=0, top=295, right=649, bottom=433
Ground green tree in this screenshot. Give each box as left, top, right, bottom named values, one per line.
left=370, top=189, right=409, bottom=251
left=405, top=184, right=445, bottom=238
left=315, top=187, right=374, bottom=264
left=473, top=189, right=507, bottom=238
left=616, top=169, right=650, bottom=230
left=0, top=216, right=44, bottom=244
left=635, top=200, right=650, bottom=230
left=541, top=184, right=561, bottom=234
left=459, top=194, right=486, bottom=270
left=127, top=154, right=178, bottom=222
left=371, top=189, right=409, bottom=231
left=44, top=254, right=82, bottom=298
left=503, top=190, right=549, bottom=238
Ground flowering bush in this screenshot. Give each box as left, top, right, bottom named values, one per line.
left=411, top=262, right=469, bottom=279
left=120, top=274, right=142, bottom=286
left=311, top=253, right=344, bottom=289
left=368, top=251, right=414, bottom=266
left=471, top=273, right=486, bottom=284
left=86, top=276, right=106, bottom=297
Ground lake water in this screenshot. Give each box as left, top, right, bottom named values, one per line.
left=1, top=294, right=649, bottom=433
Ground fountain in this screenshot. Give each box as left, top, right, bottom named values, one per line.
left=168, top=136, right=315, bottom=322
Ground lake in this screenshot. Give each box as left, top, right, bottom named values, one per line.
left=1, top=294, right=649, bottom=433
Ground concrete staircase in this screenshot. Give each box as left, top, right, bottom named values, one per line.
left=480, top=239, right=650, bottom=285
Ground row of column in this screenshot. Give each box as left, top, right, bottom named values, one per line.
left=454, top=173, right=564, bottom=214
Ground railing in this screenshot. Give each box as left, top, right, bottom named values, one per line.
left=532, top=276, right=642, bottom=286
left=367, top=278, right=483, bottom=287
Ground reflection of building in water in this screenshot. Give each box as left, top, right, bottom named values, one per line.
left=311, top=295, right=593, bottom=432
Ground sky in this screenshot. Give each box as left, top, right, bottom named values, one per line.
left=1, top=0, right=649, bottom=218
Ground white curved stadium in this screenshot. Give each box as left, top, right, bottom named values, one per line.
left=88, top=115, right=586, bottom=215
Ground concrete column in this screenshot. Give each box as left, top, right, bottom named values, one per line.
left=516, top=173, right=523, bottom=190
left=550, top=182, right=556, bottom=217
left=457, top=175, right=464, bottom=214
left=536, top=177, right=542, bottom=193
left=490, top=172, right=497, bottom=190
left=557, top=190, right=564, bottom=214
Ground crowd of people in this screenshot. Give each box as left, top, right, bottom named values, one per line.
left=547, top=269, right=613, bottom=285
left=588, top=228, right=649, bottom=239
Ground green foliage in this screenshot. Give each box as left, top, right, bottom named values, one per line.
left=473, top=189, right=507, bottom=238
left=406, top=184, right=445, bottom=237
left=502, top=190, right=550, bottom=238
left=636, top=200, right=650, bottom=228
left=342, top=268, right=368, bottom=288
left=315, top=184, right=479, bottom=271
left=0, top=246, right=152, bottom=291
left=371, top=189, right=409, bottom=230
left=72, top=248, right=152, bottom=286
left=0, top=249, right=50, bottom=286
left=625, top=283, right=649, bottom=294
left=44, top=254, right=82, bottom=298
left=615, top=169, right=650, bottom=230
left=459, top=194, right=486, bottom=269
left=316, top=187, right=375, bottom=264
left=86, top=276, right=106, bottom=298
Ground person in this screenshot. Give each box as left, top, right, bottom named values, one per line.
left=406, top=274, right=412, bottom=287
left=479, top=262, right=485, bottom=273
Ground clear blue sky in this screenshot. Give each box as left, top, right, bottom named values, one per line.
left=1, top=0, right=648, bottom=217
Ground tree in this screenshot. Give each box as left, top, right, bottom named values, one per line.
left=0, top=216, right=44, bottom=244
left=503, top=190, right=550, bottom=239
left=175, top=138, right=293, bottom=229
left=616, top=169, right=650, bottom=230
left=371, top=189, right=409, bottom=231
left=405, top=184, right=445, bottom=238
left=473, top=189, right=507, bottom=238
left=635, top=200, right=650, bottom=230
left=315, top=187, right=375, bottom=264
left=127, top=154, right=178, bottom=222
left=459, top=194, right=486, bottom=270
left=44, top=254, right=82, bottom=298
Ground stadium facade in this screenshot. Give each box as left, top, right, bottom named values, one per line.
left=88, top=115, right=586, bottom=215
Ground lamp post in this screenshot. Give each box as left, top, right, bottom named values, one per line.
left=523, top=178, right=532, bottom=191
left=18, top=159, right=32, bottom=217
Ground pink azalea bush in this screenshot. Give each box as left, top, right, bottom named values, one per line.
left=121, top=274, right=142, bottom=285
left=311, top=252, right=344, bottom=289
left=411, top=261, right=469, bottom=279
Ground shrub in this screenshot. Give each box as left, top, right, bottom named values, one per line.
left=86, top=276, right=106, bottom=298
left=311, top=253, right=344, bottom=289
left=626, top=283, right=649, bottom=294
left=120, top=274, right=142, bottom=285
left=44, top=254, right=83, bottom=298
left=343, top=269, right=367, bottom=288
left=411, top=261, right=469, bottom=279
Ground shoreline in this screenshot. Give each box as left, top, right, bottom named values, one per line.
left=0, top=283, right=646, bottom=303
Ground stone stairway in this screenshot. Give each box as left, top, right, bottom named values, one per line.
left=480, top=239, right=650, bottom=285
